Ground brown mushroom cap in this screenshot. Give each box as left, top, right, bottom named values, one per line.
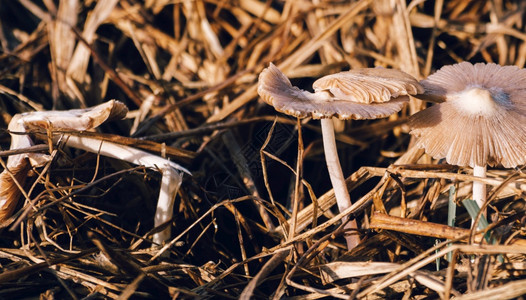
left=410, top=62, right=526, bottom=168
left=257, top=63, right=423, bottom=120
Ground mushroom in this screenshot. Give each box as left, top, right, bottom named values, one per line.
left=0, top=100, right=189, bottom=245
left=258, top=63, right=423, bottom=249
left=1, top=100, right=127, bottom=222
left=409, top=62, right=526, bottom=218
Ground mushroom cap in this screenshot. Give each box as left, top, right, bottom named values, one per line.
left=257, top=63, right=423, bottom=120
left=410, top=62, right=526, bottom=168
left=313, top=68, right=422, bottom=103
left=21, top=100, right=128, bottom=131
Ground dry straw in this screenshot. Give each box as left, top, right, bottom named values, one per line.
left=0, top=0, right=525, bottom=299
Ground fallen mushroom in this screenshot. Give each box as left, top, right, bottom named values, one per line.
left=0, top=100, right=189, bottom=245
left=409, top=62, right=526, bottom=219
left=258, top=63, right=423, bottom=249
left=1, top=101, right=127, bottom=222
left=0, top=114, right=49, bottom=222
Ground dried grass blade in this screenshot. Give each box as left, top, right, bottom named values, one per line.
left=67, top=0, right=119, bottom=83
left=358, top=243, right=526, bottom=298
left=369, top=212, right=484, bottom=242
left=0, top=84, right=44, bottom=111
left=46, top=0, right=79, bottom=105
left=319, top=261, right=400, bottom=283
left=0, top=248, right=97, bottom=284
left=222, top=131, right=274, bottom=231
left=239, top=248, right=290, bottom=300
left=413, top=270, right=454, bottom=296
left=453, top=278, right=526, bottom=300
left=279, top=0, right=372, bottom=71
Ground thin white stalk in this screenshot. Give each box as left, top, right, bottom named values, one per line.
left=55, top=134, right=187, bottom=245
left=153, top=165, right=182, bottom=245
left=472, top=164, right=487, bottom=218
left=58, top=134, right=190, bottom=174
left=320, top=118, right=360, bottom=249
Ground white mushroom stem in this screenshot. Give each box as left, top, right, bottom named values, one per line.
left=320, top=118, right=360, bottom=249
left=57, top=134, right=189, bottom=174
left=153, top=165, right=182, bottom=245
left=55, top=134, right=187, bottom=245
left=472, top=164, right=487, bottom=218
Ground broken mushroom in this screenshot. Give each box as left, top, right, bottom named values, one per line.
left=409, top=62, right=526, bottom=218
left=258, top=63, right=423, bottom=249
left=0, top=100, right=189, bottom=245
left=1, top=101, right=127, bottom=223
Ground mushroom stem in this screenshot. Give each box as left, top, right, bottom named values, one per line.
left=472, top=164, right=487, bottom=218
left=57, top=134, right=187, bottom=245
left=153, top=165, right=182, bottom=245
left=320, top=118, right=360, bottom=249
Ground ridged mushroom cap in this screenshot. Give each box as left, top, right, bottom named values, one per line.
left=257, top=63, right=423, bottom=120
left=313, top=67, right=422, bottom=103
left=410, top=62, right=526, bottom=168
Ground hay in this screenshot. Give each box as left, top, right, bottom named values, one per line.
left=0, top=0, right=525, bottom=298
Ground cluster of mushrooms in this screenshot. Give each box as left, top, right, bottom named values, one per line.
left=258, top=62, right=526, bottom=250
left=1, top=62, right=524, bottom=249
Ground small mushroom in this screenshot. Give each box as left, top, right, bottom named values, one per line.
left=409, top=62, right=526, bottom=217
left=1, top=101, right=127, bottom=223
left=0, top=100, right=189, bottom=245
left=258, top=63, right=423, bottom=249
